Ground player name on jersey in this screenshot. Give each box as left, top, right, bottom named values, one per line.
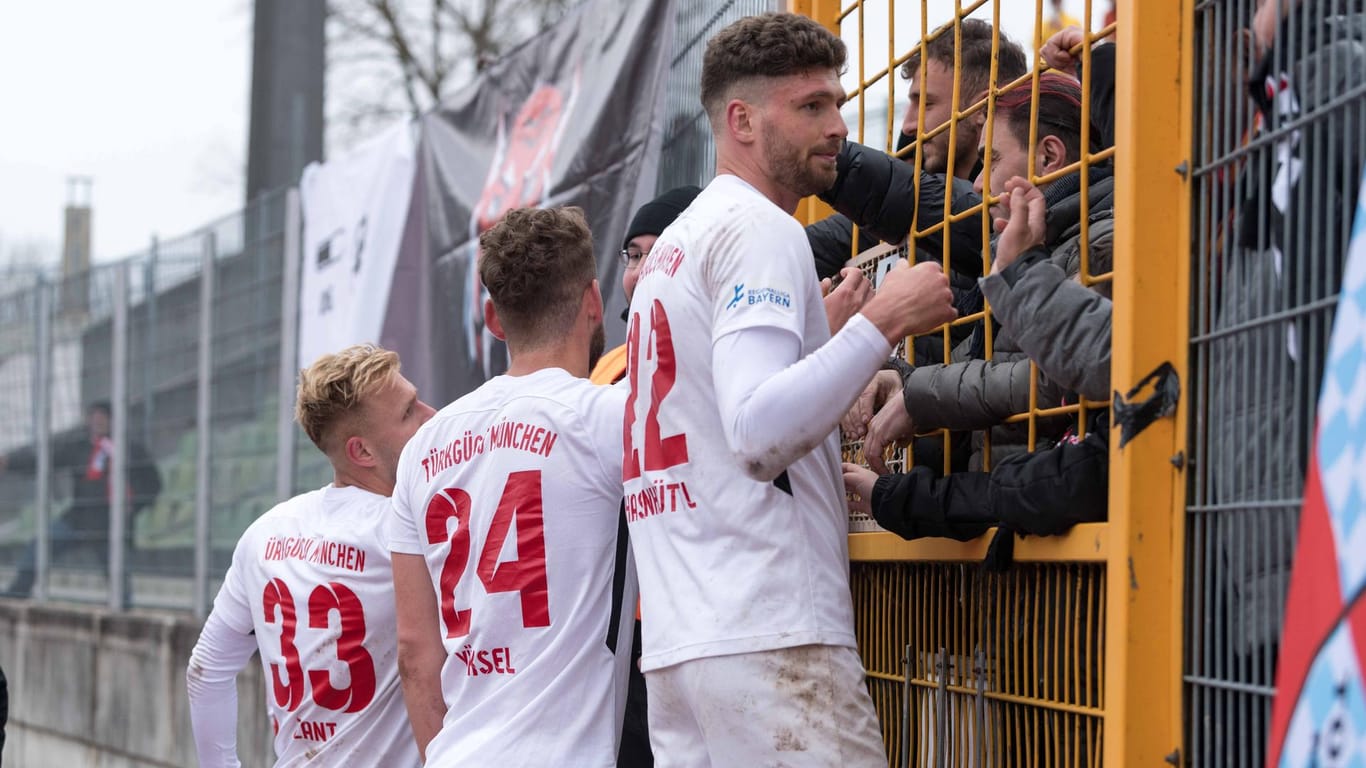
left=421, top=420, right=561, bottom=481
left=624, top=479, right=698, bottom=522
left=261, top=535, right=367, bottom=573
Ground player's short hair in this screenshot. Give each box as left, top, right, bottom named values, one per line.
left=701, top=12, right=847, bottom=125
left=994, top=72, right=1095, bottom=164
left=479, top=206, right=596, bottom=346
left=295, top=344, right=400, bottom=453
left=901, top=19, right=1028, bottom=99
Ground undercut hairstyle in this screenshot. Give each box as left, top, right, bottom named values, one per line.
left=701, top=12, right=847, bottom=123
left=295, top=344, right=400, bottom=453
left=994, top=72, right=1098, bottom=163
left=479, top=206, right=596, bottom=347
left=901, top=19, right=1028, bottom=99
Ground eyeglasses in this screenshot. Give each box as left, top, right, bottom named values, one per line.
left=619, top=246, right=647, bottom=268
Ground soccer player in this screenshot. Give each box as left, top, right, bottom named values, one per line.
left=622, top=12, right=957, bottom=765
left=186, top=344, right=434, bottom=767
left=389, top=206, right=632, bottom=766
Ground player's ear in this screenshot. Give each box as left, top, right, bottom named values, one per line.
left=344, top=434, right=377, bottom=469
left=584, top=280, right=603, bottom=324
left=484, top=297, right=506, bottom=341
left=728, top=97, right=757, bottom=145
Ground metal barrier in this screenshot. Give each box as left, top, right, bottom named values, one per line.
left=656, top=0, right=782, bottom=193
left=0, top=189, right=328, bottom=615
left=1186, top=1, right=1361, bottom=766
left=796, top=0, right=1189, bottom=764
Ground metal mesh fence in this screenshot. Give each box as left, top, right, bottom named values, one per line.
left=0, top=189, right=299, bottom=613
left=654, top=0, right=781, bottom=194
left=811, top=1, right=1121, bottom=764
left=853, top=560, right=1106, bottom=767
left=1185, top=1, right=1361, bottom=765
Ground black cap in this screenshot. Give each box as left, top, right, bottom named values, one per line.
left=622, top=186, right=702, bottom=250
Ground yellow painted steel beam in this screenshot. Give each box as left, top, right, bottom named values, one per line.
left=1105, top=0, right=1191, bottom=764
left=849, top=523, right=1109, bottom=563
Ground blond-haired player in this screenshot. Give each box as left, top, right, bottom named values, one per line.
left=187, top=344, right=435, bottom=767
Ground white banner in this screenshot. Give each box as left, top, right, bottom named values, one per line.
left=298, top=122, right=416, bottom=370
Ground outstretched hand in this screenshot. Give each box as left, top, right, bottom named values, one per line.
left=992, top=177, right=1047, bottom=275
left=822, top=267, right=873, bottom=335
left=840, top=369, right=901, bottom=439
left=1041, top=26, right=1086, bottom=75
left=842, top=462, right=878, bottom=517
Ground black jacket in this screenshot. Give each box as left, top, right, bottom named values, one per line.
left=807, top=144, right=986, bottom=280
left=6, top=434, right=161, bottom=520
left=870, top=418, right=1109, bottom=541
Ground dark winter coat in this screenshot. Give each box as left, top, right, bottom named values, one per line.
left=897, top=171, right=1115, bottom=469
left=806, top=150, right=986, bottom=281
left=870, top=418, right=1108, bottom=542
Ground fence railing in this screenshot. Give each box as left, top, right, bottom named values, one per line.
left=0, top=188, right=330, bottom=614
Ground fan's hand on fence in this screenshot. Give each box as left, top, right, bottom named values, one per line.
left=843, top=462, right=877, bottom=517
left=841, top=369, right=902, bottom=439
left=823, top=267, right=872, bottom=335
left=992, top=177, right=1048, bottom=275
left=1042, top=26, right=1086, bottom=75
left=864, top=396, right=914, bottom=474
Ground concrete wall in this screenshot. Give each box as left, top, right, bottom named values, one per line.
left=0, top=599, right=273, bottom=767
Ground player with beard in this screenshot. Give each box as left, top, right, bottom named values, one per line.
left=622, top=13, right=957, bottom=766
left=187, top=344, right=435, bottom=767
left=389, top=206, right=633, bottom=766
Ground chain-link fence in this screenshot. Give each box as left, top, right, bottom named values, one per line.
left=655, top=0, right=781, bottom=194
left=1186, top=1, right=1362, bottom=765
left=0, top=189, right=322, bottom=614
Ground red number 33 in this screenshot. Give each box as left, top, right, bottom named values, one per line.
left=262, top=579, right=377, bottom=713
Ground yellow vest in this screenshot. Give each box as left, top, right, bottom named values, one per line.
left=589, top=343, right=629, bottom=385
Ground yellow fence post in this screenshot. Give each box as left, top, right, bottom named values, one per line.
left=1106, top=0, right=1191, bottom=765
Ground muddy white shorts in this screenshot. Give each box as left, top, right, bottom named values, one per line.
left=644, top=643, right=886, bottom=768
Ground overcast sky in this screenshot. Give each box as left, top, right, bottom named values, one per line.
left=0, top=0, right=1104, bottom=271
left=0, top=0, right=251, bottom=267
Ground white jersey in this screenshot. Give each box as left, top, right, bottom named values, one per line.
left=623, top=174, right=857, bottom=671
left=209, top=485, right=418, bottom=767
left=389, top=367, right=629, bottom=767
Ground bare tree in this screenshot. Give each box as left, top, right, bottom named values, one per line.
left=326, top=0, right=574, bottom=152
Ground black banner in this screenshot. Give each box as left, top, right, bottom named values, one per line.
left=389, top=0, right=675, bottom=405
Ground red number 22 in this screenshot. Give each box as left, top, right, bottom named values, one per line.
left=623, top=299, right=689, bottom=481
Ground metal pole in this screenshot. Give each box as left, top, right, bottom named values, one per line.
left=143, top=236, right=158, bottom=449
left=109, top=262, right=129, bottom=611
left=973, top=646, right=986, bottom=768
left=935, top=648, right=948, bottom=768
left=33, top=277, right=53, bottom=602
left=194, top=232, right=216, bottom=618
left=275, top=188, right=301, bottom=502
left=901, top=644, right=912, bottom=768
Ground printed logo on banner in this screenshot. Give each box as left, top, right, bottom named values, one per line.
left=465, top=75, right=583, bottom=381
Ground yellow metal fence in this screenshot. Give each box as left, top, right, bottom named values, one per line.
left=793, top=0, right=1190, bottom=765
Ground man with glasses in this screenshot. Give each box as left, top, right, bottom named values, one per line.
left=590, top=186, right=702, bottom=386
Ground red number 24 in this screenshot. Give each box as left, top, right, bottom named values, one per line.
left=623, top=299, right=689, bottom=481
left=424, top=469, right=550, bottom=639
